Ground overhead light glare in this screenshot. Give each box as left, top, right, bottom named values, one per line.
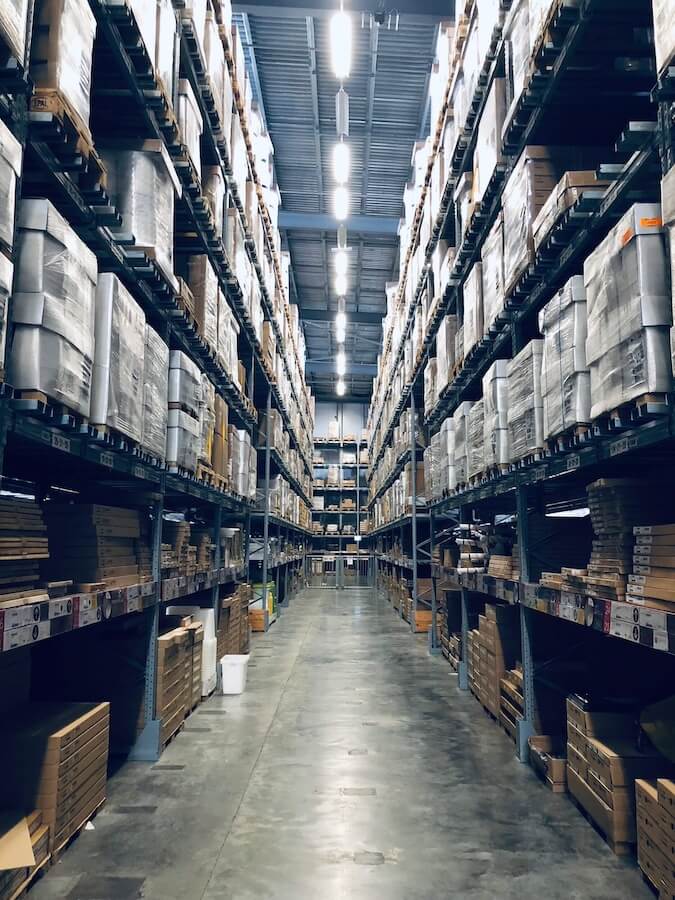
left=335, top=311, right=347, bottom=330
left=336, top=351, right=346, bottom=376
left=336, top=379, right=346, bottom=397
left=330, top=11, right=352, bottom=80
left=332, top=142, right=350, bottom=184
left=333, top=186, right=349, bottom=221
left=335, top=274, right=347, bottom=297
left=334, top=250, right=348, bottom=277
left=336, top=324, right=346, bottom=344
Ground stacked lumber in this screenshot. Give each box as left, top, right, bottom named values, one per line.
left=0, top=497, right=50, bottom=606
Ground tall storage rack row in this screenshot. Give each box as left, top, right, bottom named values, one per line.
left=368, top=0, right=675, bottom=862
left=0, top=0, right=314, bottom=785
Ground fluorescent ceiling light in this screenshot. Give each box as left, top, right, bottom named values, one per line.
left=336, top=379, right=346, bottom=396
left=336, top=351, right=346, bottom=376
left=334, top=249, right=348, bottom=277
left=333, top=186, right=349, bottom=221
left=330, top=11, right=352, bottom=80
left=335, top=273, right=347, bottom=296
left=336, top=325, right=346, bottom=344
left=335, top=311, right=347, bottom=330
left=332, top=142, right=350, bottom=184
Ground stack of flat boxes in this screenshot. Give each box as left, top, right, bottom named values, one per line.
left=566, top=695, right=668, bottom=851
left=636, top=779, right=675, bottom=897
left=628, top=524, right=675, bottom=606
left=0, top=702, right=110, bottom=854
left=0, top=810, right=50, bottom=900
left=0, top=497, right=50, bottom=604
left=473, top=606, right=520, bottom=718
left=163, top=520, right=191, bottom=576
left=156, top=628, right=191, bottom=746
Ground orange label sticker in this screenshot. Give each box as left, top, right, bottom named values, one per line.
left=640, top=217, right=662, bottom=228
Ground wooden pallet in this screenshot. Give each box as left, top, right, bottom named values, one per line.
left=12, top=390, right=88, bottom=431
left=88, top=423, right=140, bottom=452
left=51, top=797, right=106, bottom=864
left=568, top=794, right=635, bottom=857
left=545, top=423, right=592, bottom=455
left=6, top=851, right=51, bottom=900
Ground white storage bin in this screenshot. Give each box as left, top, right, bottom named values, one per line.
left=219, top=654, right=249, bottom=695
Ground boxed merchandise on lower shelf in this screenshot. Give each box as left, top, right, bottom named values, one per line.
left=467, top=605, right=520, bottom=718
left=0, top=809, right=50, bottom=900
left=636, top=779, right=675, bottom=895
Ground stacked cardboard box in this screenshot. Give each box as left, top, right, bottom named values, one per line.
left=168, top=351, right=202, bottom=473
left=528, top=736, right=567, bottom=793
left=628, top=524, right=675, bottom=605
left=566, top=695, right=668, bottom=851
left=185, top=621, right=204, bottom=713
left=533, top=171, right=609, bottom=251
left=636, top=779, right=675, bottom=896
left=0, top=810, right=50, bottom=900
left=0, top=497, right=50, bottom=605
left=43, top=504, right=147, bottom=589
left=471, top=605, right=520, bottom=717
left=162, top=519, right=191, bottom=575
left=156, top=628, right=191, bottom=745
left=507, top=340, right=544, bottom=463
left=189, top=526, right=215, bottom=573
left=0, top=702, right=109, bottom=852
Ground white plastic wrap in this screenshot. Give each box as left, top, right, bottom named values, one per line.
left=529, top=0, right=556, bottom=55
left=453, top=401, right=473, bottom=486
left=584, top=203, right=672, bottom=419
left=467, top=399, right=485, bottom=480
left=177, top=78, right=203, bottom=179
left=0, top=0, right=29, bottom=65
left=168, top=349, right=202, bottom=418
left=424, top=357, right=437, bottom=417
left=661, top=168, right=675, bottom=370
left=462, top=12, right=481, bottom=123
left=217, top=290, right=239, bottom=378
left=481, top=214, right=504, bottom=335
left=131, top=0, right=156, bottom=64
left=0, top=253, right=12, bottom=374
left=90, top=273, right=146, bottom=442
left=188, top=255, right=218, bottom=350
left=102, top=143, right=180, bottom=286
left=204, top=10, right=225, bottom=126
left=503, top=0, right=530, bottom=133
left=435, top=313, right=457, bottom=395
left=203, top=165, right=225, bottom=237
left=141, top=324, right=169, bottom=461
left=10, top=199, right=97, bottom=416
left=538, top=275, right=590, bottom=439
left=155, top=0, right=176, bottom=100
left=31, top=0, right=97, bottom=132
left=167, top=408, right=200, bottom=472
left=507, top=340, right=544, bottom=461
left=0, top=116, right=21, bottom=250
left=440, top=416, right=456, bottom=492
left=182, top=0, right=207, bottom=60
left=482, top=359, right=509, bottom=468
left=474, top=77, right=506, bottom=204
left=455, top=172, right=474, bottom=244
left=198, top=374, right=215, bottom=463
left=463, top=262, right=483, bottom=360
left=653, top=0, right=675, bottom=73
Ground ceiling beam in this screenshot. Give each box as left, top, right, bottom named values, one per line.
left=233, top=0, right=449, bottom=21
left=300, top=309, right=383, bottom=324
left=279, top=211, right=399, bottom=234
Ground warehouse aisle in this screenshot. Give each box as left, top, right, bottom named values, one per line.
left=31, top=588, right=649, bottom=900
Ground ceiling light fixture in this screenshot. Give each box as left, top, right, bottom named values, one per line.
left=334, top=250, right=348, bottom=276
left=336, top=351, right=346, bottom=376
left=335, top=311, right=347, bottom=330
left=333, top=186, right=349, bottom=221
left=336, top=326, right=346, bottom=344
left=332, top=142, right=350, bottom=184
left=336, top=379, right=346, bottom=397
left=335, top=273, right=347, bottom=296
left=330, top=10, right=352, bottom=80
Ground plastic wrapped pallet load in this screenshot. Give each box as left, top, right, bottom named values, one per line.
left=141, top=325, right=169, bottom=461
left=90, top=274, right=146, bottom=443
left=435, top=314, right=457, bottom=396
left=481, top=213, right=505, bottom=336
left=439, top=416, right=456, bottom=493
left=467, top=399, right=485, bottom=482
left=483, top=359, right=509, bottom=468
left=198, top=374, right=216, bottom=466
left=453, top=401, right=473, bottom=488
left=0, top=252, right=11, bottom=377
left=463, top=262, right=484, bottom=360
left=652, top=0, right=675, bottom=74
left=507, top=340, right=544, bottom=462
left=0, top=116, right=22, bottom=251
left=661, top=167, right=675, bottom=368
left=538, top=275, right=591, bottom=440
left=177, top=78, right=203, bottom=179
left=102, top=141, right=181, bottom=289
left=155, top=0, right=177, bottom=101
left=474, top=77, right=506, bottom=205
left=188, top=255, right=218, bottom=351
left=0, top=0, right=30, bottom=66
left=9, top=199, right=97, bottom=417
left=584, top=203, right=672, bottom=420
left=168, top=350, right=202, bottom=418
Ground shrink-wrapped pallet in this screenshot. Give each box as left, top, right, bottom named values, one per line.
left=0, top=252, right=12, bottom=375
left=440, top=416, right=456, bottom=492
left=453, top=401, right=473, bottom=487
left=203, top=165, right=225, bottom=237
left=156, top=0, right=177, bottom=101
left=188, top=255, right=218, bottom=351
left=0, top=116, right=22, bottom=251
left=503, top=0, right=529, bottom=135
left=538, top=275, right=590, bottom=440
left=198, top=374, right=215, bottom=465
left=9, top=199, right=97, bottom=416
left=102, top=141, right=180, bottom=287
left=455, top=172, right=474, bottom=244
left=424, top=357, right=437, bottom=417
left=481, top=213, right=505, bottom=336
left=168, top=350, right=202, bottom=419
left=30, top=0, right=97, bottom=133
left=0, top=0, right=29, bottom=66
left=204, top=9, right=225, bottom=124
left=177, top=78, right=203, bottom=179
left=130, top=0, right=156, bottom=65
left=217, top=291, right=239, bottom=379
left=435, top=313, right=457, bottom=395
left=167, top=408, right=200, bottom=471
left=662, top=169, right=675, bottom=368
left=584, top=203, right=671, bottom=420
left=90, top=274, right=146, bottom=443
left=529, top=0, right=557, bottom=55
left=463, top=262, right=483, bottom=360
left=653, top=0, right=675, bottom=73
left=507, top=340, right=544, bottom=462
left=141, top=324, right=169, bottom=461
left=467, top=399, right=485, bottom=481
left=482, top=359, right=509, bottom=468
left=474, top=78, right=506, bottom=205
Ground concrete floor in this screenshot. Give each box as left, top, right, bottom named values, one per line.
left=31, top=587, right=651, bottom=900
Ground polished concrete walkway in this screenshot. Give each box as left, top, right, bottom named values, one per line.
left=33, top=587, right=650, bottom=899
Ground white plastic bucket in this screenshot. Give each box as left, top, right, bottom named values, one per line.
left=219, top=654, right=250, bottom=695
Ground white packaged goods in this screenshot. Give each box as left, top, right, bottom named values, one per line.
left=463, top=262, right=483, bottom=360
left=502, top=146, right=557, bottom=294
left=481, top=214, right=504, bottom=335
left=230, top=111, right=248, bottom=200
left=102, top=142, right=181, bottom=287
left=533, top=170, right=608, bottom=251
left=168, top=350, right=202, bottom=418
left=451, top=70, right=466, bottom=143
left=203, top=166, right=225, bottom=237
left=529, top=0, right=556, bottom=55
left=181, top=0, right=207, bottom=60
left=653, top=0, right=675, bottom=73
left=462, top=12, right=481, bottom=127
left=204, top=10, right=225, bottom=122
left=483, top=359, right=509, bottom=468
left=167, top=408, right=200, bottom=471
left=156, top=0, right=176, bottom=100
left=10, top=199, right=97, bottom=416
left=0, top=0, right=29, bottom=65
left=30, top=0, right=97, bottom=133
left=662, top=168, right=675, bottom=334
left=478, top=0, right=501, bottom=65
left=440, top=417, right=456, bottom=492
left=90, top=274, right=146, bottom=443
left=0, top=254, right=12, bottom=374
left=219, top=654, right=249, bottom=695
left=131, top=0, right=156, bottom=63
left=584, top=203, right=672, bottom=419
left=435, top=314, right=457, bottom=395
left=177, top=79, right=203, bottom=179
left=474, top=78, right=506, bottom=204
left=217, top=291, right=238, bottom=378
left=424, top=358, right=437, bottom=417
left=538, top=275, right=590, bottom=440
left=507, top=340, right=544, bottom=461
left=0, top=112, right=21, bottom=250
left=503, top=0, right=530, bottom=133
left=453, top=401, right=473, bottom=486
left=454, top=172, right=474, bottom=243
left=198, top=374, right=215, bottom=463
left=141, top=324, right=169, bottom=461
left=467, top=399, right=485, bottom=481
left=188, top=255, right=218, bottom=350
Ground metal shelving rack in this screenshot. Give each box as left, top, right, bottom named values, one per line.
left=0, top=2, right=314, bottom=761
left=368, top=0, right=675, bottom=760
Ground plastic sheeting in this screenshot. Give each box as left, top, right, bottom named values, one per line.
left=198, top=374, right=216, bottom=464
left=503, top=0, right=529, bottom=131
left=0, top=113, right=21, bottom=250
left=467, top=399, right=484, bottom=480
left=167, top=408, right=200, bottom=472
left=31, top=0, right=97, bottom=131
left=103, top=144, right=179, bottom=287
left=0, top=253, right=12, bottom=373
left=90, top=273, right=146, bottom=442
left=584, top=203, right=672, bottom=419
left=482, top=359, right=509, bottom=467
left=156, top=0, right=176, bottom=101
left=661, top=169, right=675, bottom=370
left=141, top=324, right=169, bottom=461
left=217, top=291, right=238, bottom=379
left=0, top=0, right=29, bottom=65
left=653, top=0, right=675, bottom=73
left=10, top=199, right=97, bottom=416
left=507, top=340, right=544, bottom=461
left=204, top=10, right=225, bottom=127
left=453, top=401, right=473, bottom=486
left=168, top=350, right=202, bottom=418
left=481, top=214, right=504, bottom=336
left=538, top=275, right=590, bottom=440
left=474, top=78, right=506, bottom=204
left=463, top=262, right=483, bottom=360
left=424, top=358, right=437, bottom=417
left=440, top=416, right=456, bottom=492
left=203, top=165, right=225, bottom=237
left=188, top=255, right=218, bottom=350
left=435, top=313, right=457, bottom=394
left=177, top=78, right=203, bottom=179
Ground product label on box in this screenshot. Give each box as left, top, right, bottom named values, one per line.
left=48, top=597, right=73, bottom=620
left=3, top=620, right=51, bottom=650
left=125, top=596, right=142, bottom=614
left=74, top=607, right=103, bottom=629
